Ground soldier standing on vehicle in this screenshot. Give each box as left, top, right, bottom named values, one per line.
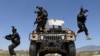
left=34, top=6, right=48, bottom=32
left=76, top=7, right=91, bottom=40
left=5, top=26, right=20, bottom=56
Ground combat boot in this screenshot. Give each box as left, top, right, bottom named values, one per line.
left=86, top=35, right=92, bottom=40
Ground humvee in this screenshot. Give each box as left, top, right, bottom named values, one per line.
left=29, top=20, right=76, bottom=56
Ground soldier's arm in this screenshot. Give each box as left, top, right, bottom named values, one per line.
left=11, top=33, right=17, bottom=39
left=78, top=14, right=83, bottom=17
left=38, top=10, right=48, bottom=19
left=12, top=32, right=20, bottom=40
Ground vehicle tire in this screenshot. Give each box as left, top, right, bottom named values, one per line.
left=29, top=41, right=37, bottom=56
left=68, top=41, right=76, bottom=56
left=62, top=53, right=67, bottom=56
left=39, top=52, right=45, bottom=56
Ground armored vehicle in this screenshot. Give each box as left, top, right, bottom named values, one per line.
left=29, top=20, right=76, bottom=56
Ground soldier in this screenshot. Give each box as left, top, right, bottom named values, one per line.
left=34, top=6, right=48, bottom=32
left=76, top=7, right=91, bottom=40
left=5, top=26, right=20, bottom=56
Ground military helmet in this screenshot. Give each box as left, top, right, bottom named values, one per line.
left=80, top=7, right=88, bottom=13
left=80, top=7, right=84, bottom=12
left=12, top=26, right=17, bottom=32
left=36, top=6, right=43, bottom=9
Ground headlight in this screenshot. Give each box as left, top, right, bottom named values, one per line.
left=30, top=33, right=38, bottom=40
left=61, top=35, right=65, bottom=40
left=66, top=33, right=76, bottom=40
left=40, top=36, right=44, bottom=40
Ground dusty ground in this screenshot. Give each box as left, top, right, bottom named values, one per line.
left=0, top=50, right=100, bottom=56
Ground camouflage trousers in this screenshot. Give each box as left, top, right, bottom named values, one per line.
left=36, top=18, right=47, bottom=32
left=9, top=43, right=20, bottom=56
left=77, top=21, right=88, bottom=35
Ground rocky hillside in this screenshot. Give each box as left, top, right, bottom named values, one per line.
left=77, top=45, right=100, bottom=52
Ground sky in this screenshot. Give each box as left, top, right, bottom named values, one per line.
left=0, top=0, right=100, bottom=50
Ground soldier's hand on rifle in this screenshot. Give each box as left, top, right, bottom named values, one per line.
left=5, top=34, right=12, bottom=40
left=85, top=9, right=88, bottom=12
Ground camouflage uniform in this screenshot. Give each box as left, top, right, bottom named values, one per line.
left=77, top=7, right=91, bottom=40
left=34, top=6, right=48, bottom=32
left=5, top=26, right=20, bottom=56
